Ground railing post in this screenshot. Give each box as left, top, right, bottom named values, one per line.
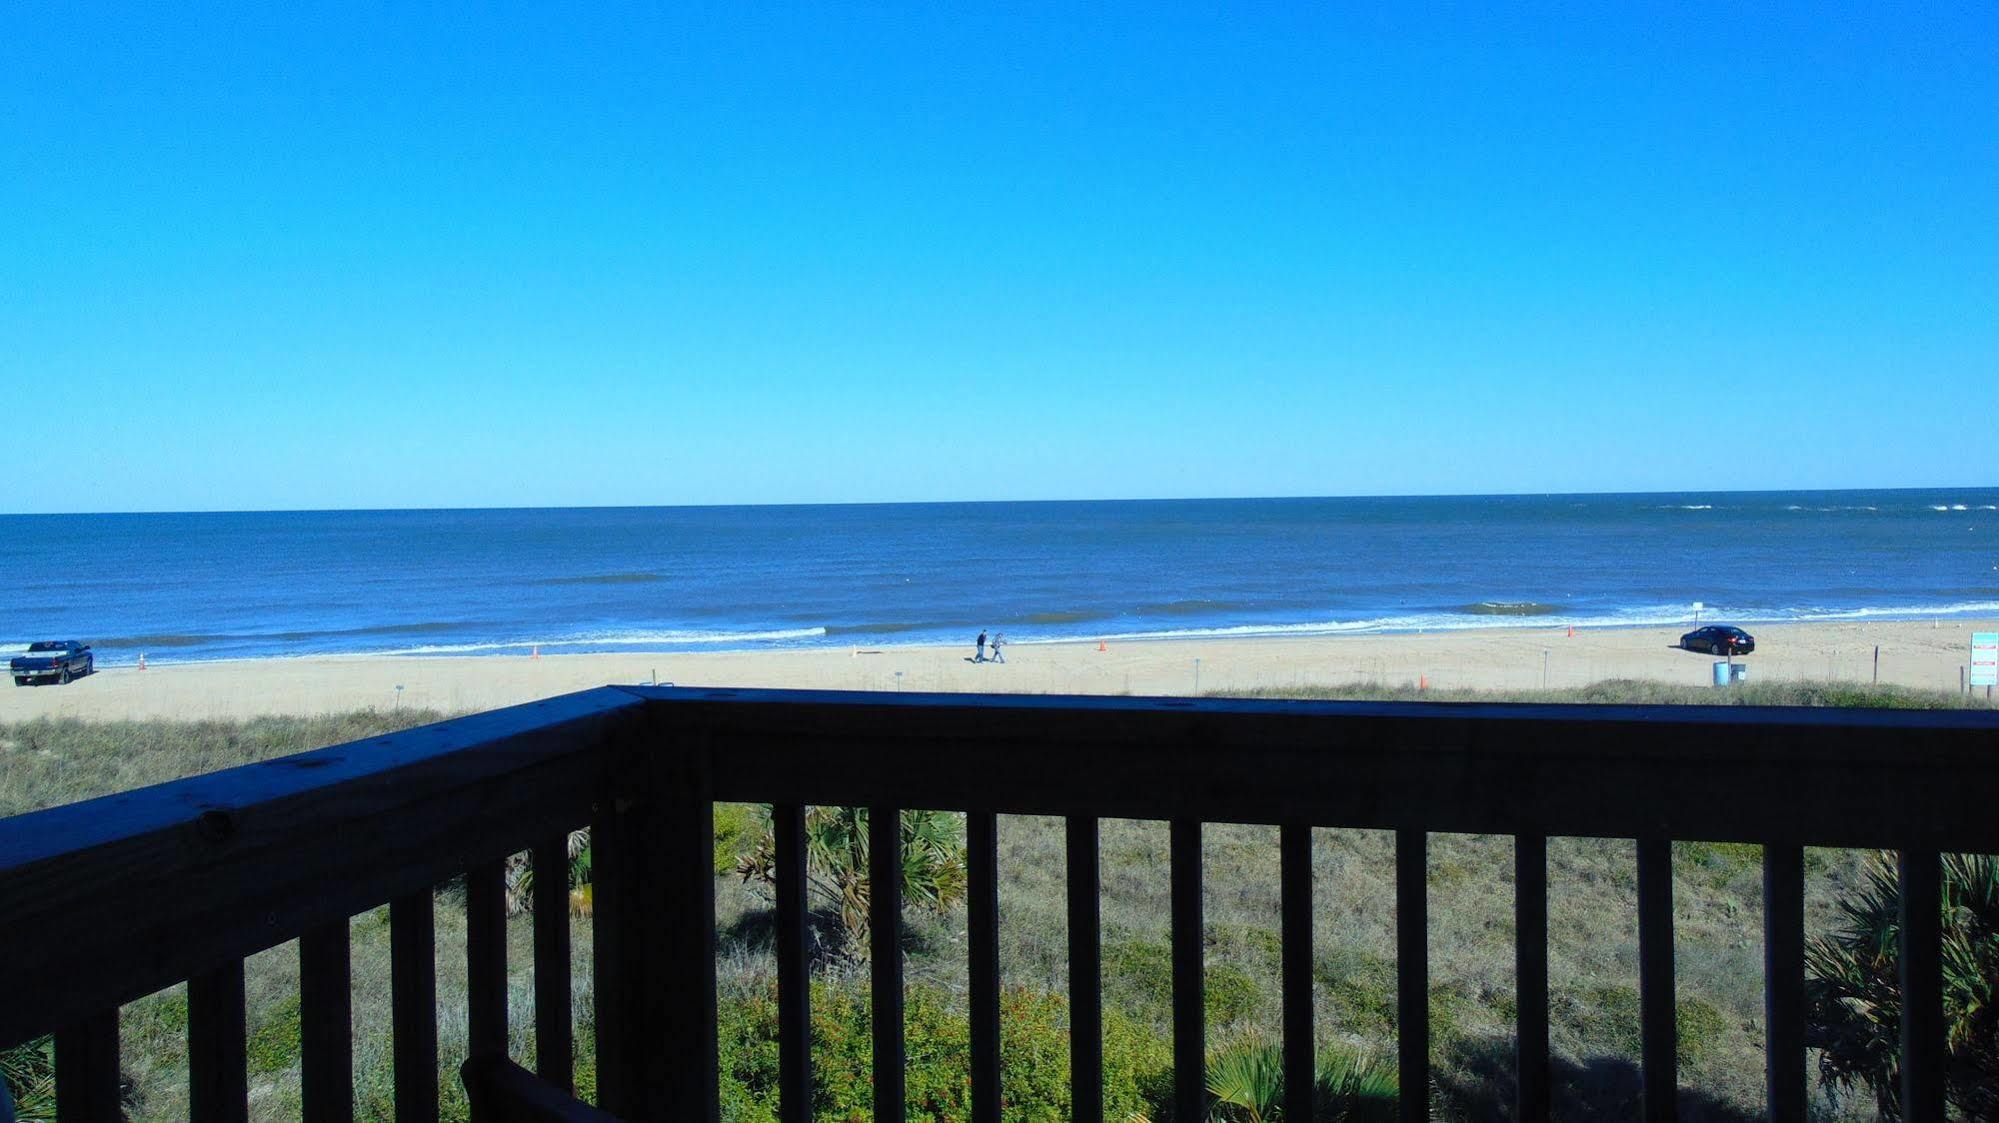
left=597, top=725, right=718, bottom=1119
left=660, top=743, right=720, bottom=1122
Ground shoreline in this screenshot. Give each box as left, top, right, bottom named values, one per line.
left=4, top=617, right=1993, bottom=722
left=29, top=605, right=1999, bottom=670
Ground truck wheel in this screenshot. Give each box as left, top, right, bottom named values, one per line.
left=59, top=668, right=72, bottom=685
left=12, top=677, right=23, bottom=687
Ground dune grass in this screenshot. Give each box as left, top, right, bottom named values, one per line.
left=3, top=679, right=1974, bottom=1119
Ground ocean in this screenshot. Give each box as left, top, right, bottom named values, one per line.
left=3, top=490, right=1996, bottom=665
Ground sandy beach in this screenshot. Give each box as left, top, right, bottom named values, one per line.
left=3, top=618, right=1992, bottom=722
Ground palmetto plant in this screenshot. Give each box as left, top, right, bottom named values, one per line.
left=501, top=828, right=594, bottom=915
left=1804, top=851, right=1999, bottom=1120
left=738, top=806, right=967, bottom=959
left=1204, top=1038, right=1399, bottom=1122
left=1, top=1036, right=57, bottom=1122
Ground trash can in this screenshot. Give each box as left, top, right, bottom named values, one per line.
left=1730, top=662, right=1750, bottom=684
left=1712, top=660, right=1731, bottom=687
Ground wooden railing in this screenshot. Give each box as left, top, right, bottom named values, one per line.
left=3, top=686, right=1997, bottom=1122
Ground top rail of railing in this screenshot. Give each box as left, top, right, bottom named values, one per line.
left=638, top=685, right=1999, bottom=849
left=3, top=684, right=1996, bottom=1050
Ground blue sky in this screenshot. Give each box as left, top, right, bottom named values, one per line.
left=4, top=5, right=1995, bottom=513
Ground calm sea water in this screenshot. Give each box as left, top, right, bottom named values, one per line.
left=3, top=490, right=1997, bottom=665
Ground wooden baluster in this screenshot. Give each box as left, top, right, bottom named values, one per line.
left=774, top=804, right=811, bottom=1123
left=188, top=960, right=248, bottom=1123
left=392, top=890, right=439, bottom=1123
left=1899, top=848, right=1944, bottom=1122
left=300, top=918, right=354, bottom=1123
left=54, top=1009, right=121, bottom=1123
left=1280, top=823, right=1314, bottom=1123
left=870, top=805, right=905, bottom=1121
left=1068, top=815, right=1103, bottom=1123
left=1637, top=838, right=1677, bottom=1122
left=1516, top=834, right=1550, bottom=1123
left=467, top=859, right=509, bottom=1063
left=1171, top=819, right=1206, bottom=1123
left=1763, top=843, right=1805, bottom=1123
left=968, top=811, right=1002, bottom=1123
left=591, top=804, right=629, bottom=1112
left=532, top=836, right=573, bottom=1095
left=1396, top=829, right=1430, bottom=1123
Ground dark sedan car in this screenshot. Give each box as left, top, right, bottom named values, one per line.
left=1681, top=625, right=1755, bottom=656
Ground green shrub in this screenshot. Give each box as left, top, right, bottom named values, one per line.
left=247, top=993, right=303, bottom=1074
left=714, top=980, right=1170, bottom=1122
left=1316, top=949, right=1397, bottom=1039
left=1674, top=996, right=1725, bottom=1069
left=1557, top=985, right=1731, bottom=1070
left=1105, top=939, right=1174, bottom=1014
left=714, top=803, right=759, bottom=876
left=1207, top=965, right=1262, bottom=1026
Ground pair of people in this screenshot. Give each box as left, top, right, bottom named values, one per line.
left=974, top=630, right=1005, bottom=663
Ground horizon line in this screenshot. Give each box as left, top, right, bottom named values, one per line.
left=5, top=482, right=1997, bottom=519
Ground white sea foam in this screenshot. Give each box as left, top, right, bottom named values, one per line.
left=371, top=627, right=827, bottom=655
left=1019, top=600, right=1999, bottom=644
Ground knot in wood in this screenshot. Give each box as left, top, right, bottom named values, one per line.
left=196, top=808, right=236, bottom=843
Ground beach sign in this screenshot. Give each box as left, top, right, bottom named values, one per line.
left=1973, top=632, right=1999, bottom=688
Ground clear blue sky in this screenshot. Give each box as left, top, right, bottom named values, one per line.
left=5, top=5, right=1995, bottom=513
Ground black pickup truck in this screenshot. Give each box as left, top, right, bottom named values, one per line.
left=11, top=641, right=94, bottom=686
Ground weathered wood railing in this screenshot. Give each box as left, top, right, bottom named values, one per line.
left=3, top=686, right=1997, bottom=1122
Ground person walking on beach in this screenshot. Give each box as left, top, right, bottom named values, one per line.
left=990, top=632, right=1006, bottom=663
left=975, top=630, right=987, bottom=663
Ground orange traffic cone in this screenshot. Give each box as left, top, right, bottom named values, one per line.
left=1098, top=639, right=1108, bottom=652
left=1567, top=625, right=1574, bottom=638
left=1419, top=674, right=1428, bottom=691
left=532, top=645, right=540, bottom=660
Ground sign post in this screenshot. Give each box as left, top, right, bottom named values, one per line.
left=1972, top=632, right=1998, bottom=698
